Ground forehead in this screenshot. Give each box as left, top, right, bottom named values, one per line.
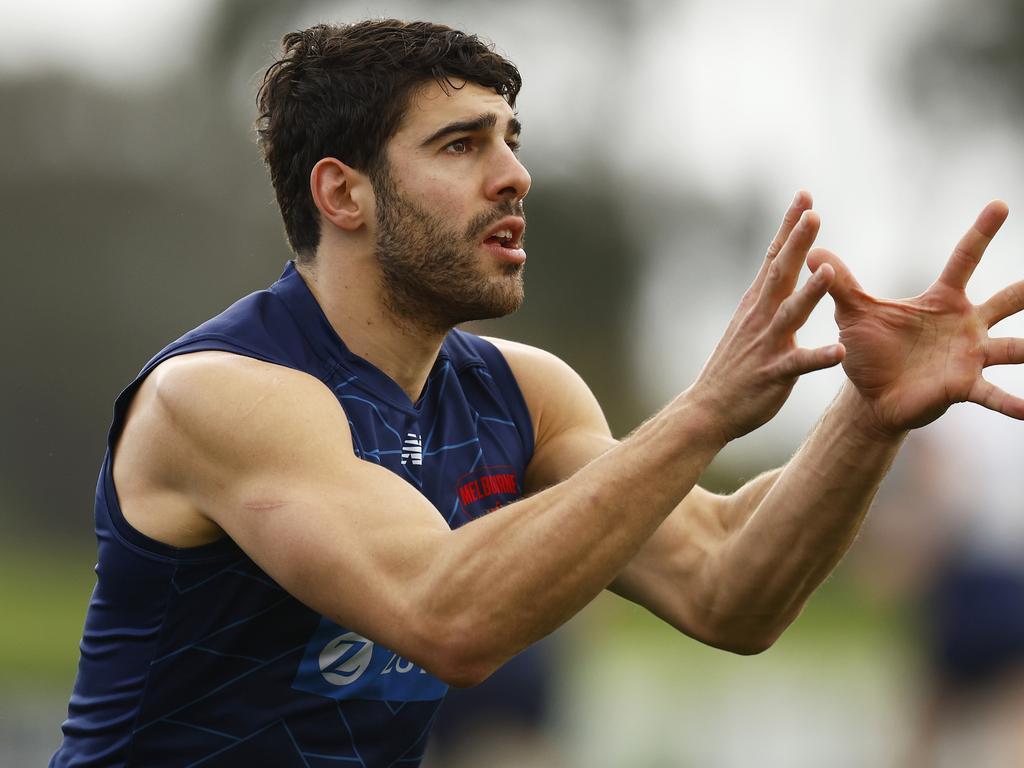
left=394, top=80, right=517, bottom=140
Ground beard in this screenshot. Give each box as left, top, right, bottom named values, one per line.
left=371, top=166, right=525, bottom=334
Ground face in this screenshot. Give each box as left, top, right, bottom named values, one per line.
left=371, top=80, right=532, bottom=333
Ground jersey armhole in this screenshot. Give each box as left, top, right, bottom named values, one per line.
left=101, top=338, right=295, bottom=561
left=466, top=335, right=536, bottom=468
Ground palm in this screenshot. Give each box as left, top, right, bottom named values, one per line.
left=809, top=201, right=1024, bottom=433
left=836, top=287, right=987, bottom=429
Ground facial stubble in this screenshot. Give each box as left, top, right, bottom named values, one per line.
left=372, top=168, right=525, bottom=335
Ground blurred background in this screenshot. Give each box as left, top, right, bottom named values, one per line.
left=3, top=0, right=1024, bottom=765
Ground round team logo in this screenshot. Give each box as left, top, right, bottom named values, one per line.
left=318, top=631, right=374, bottom=686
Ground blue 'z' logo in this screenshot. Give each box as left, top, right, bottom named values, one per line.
left=293, top=617, right=448, bottom=702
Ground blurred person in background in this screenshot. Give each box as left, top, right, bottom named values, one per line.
left=855, top=421, right=1024, bottom=768
left=49, top=17, right=1024, bottom=768
left=424, top=634, right=563, bottom=767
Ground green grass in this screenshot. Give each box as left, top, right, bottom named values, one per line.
left=0, top=543, right=96, bottom=691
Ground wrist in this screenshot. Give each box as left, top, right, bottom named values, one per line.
left=665, top=384, right=734, bottom=452
left=833, top=383, right=908, bottom=446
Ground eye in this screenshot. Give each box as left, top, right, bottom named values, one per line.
left=445, top=138, right=472, bottom=154
left=506, top=139, right=522, bottom=154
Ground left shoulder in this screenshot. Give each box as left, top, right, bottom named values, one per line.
left=481, top=335, right=570, bottom=374
left=480, top=336, right=596, bottom=414
left=481, top=336, right=615, bottom=491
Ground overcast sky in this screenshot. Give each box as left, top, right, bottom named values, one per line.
left=0, top=0, right=212, bottom=83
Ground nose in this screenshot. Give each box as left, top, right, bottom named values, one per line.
left=485, top=144, right=531, bottom=203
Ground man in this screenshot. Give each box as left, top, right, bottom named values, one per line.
left=52, top=19, right=1024, bottom=768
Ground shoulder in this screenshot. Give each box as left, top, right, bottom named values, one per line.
left=146, top=352, right=339, bottom=430
left=481, top=337, right=601, bottom=429
left=480, top=337, right=592, bottom=403
left=445, top=331, right=599, bottom=434
left=113, top=351, right=351, bottom=548
left=481, top=337, right=614, bottom=490
left=125, top=351, right=353, bottom=487
left=115, top=350, right=363, bottom=544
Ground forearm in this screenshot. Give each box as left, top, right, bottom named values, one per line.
left=417, top=393, right=725, bottom=683
left=709, top=383, right=905, bottom=641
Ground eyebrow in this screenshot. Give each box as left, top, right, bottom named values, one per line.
left=419, top=113, right=522, bottom=147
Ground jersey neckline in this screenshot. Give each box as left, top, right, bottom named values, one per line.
left=270, top=261, right=455, bottom=415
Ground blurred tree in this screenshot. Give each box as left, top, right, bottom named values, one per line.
left=904, top=0, right=1024, bottom=119
left=0, top=74, right=285, bottom=541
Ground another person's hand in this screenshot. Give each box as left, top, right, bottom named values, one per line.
left=690, top=192, right=845, bottom=442
left=809, top=200, right=1024, bottom=436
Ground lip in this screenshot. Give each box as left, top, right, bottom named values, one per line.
left=481, top=216, right=526, bottom=250
left=481, top=239, right=527, bottom=265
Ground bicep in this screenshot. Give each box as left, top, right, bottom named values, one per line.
left=143, top=353, right=452, bottom=657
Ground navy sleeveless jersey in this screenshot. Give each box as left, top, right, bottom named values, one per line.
left=52, top=262, right=534, bottom=768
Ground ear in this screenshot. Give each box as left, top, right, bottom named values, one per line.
left=309, top=157, right=372, bottom=232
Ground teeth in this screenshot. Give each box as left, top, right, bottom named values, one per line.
left=493, top=229, right=512, bottom=240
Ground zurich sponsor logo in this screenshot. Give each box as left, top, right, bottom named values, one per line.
left=318, top=631, right=374, bottom=686
left=293, top=617, right=448, bottom=702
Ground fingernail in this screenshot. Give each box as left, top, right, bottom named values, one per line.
left=793, top=191, right=802, bottom=205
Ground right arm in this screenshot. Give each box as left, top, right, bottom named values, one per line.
left=123, top=352, right=725, bottom=687
left=116, top=200, right=837, bottom=687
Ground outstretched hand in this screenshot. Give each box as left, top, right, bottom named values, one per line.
left=691, top=192, right=845, bottom=442
left=808, top=201, right=1024, bottom=436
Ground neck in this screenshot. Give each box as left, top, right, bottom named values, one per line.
left=295, top=256, right=447, bottom=403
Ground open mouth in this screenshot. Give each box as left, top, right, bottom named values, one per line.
left=481, top=217, right=525, bottom=250
left=484, top=228, right=517, bottom=248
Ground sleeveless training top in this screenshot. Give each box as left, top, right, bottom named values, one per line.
left=51, top=262, right=535, bottom=767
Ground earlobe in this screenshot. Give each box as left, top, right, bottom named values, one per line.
left=310, top=158, right=369, bottom=232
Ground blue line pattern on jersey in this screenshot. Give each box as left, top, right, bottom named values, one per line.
left=335, top=705, right=368, bottom=768
left=171, top=559, right=248, bottom=594
left=150, top=596, right=293, bottom=664
left=421, top=362, right=451, bottom=453
left=136, top=644, right=308, bottom=732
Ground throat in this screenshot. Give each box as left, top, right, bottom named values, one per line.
left=349, top=333, right=447, bottom=405
left=294, top=259, right=447, bottom=404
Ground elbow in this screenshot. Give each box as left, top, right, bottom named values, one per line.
left=708, top=629, right=779, bottom=656
left=409, top=613, right=504, bottom=689
left=433, top=660, right=496, bottom=689
left=426, top=647, right=498, bottom=689
left=678, top=574, right=807, bottom=656
left=686, top=607, right=799, bottom=656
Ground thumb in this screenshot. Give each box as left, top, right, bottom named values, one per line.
left=807, top=247, right=864, bottom=306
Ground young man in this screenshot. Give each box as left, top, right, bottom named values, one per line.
left=52, top=19, right=1024, bottom=768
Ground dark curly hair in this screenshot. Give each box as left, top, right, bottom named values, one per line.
left=256, top=19, right=522, bottom=260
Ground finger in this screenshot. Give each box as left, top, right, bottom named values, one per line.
left=748, top=191, right=814, bottom=297
left=806, top=247, right=865, bottom=306
left=766, top=190, right=813, bottom=260
left=775, top=343, right=845, bottom=378
left=967, top=377, right=1024, bottom=420
left=985, top=337, right=1024, bottom=366
left=979, top=279, right=1024, bottom=328
left=936, top=200, right=1009, bottom=291
left=770, top=264, right=835, bottom=335
left=757, top=210, right=820, bottom=313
